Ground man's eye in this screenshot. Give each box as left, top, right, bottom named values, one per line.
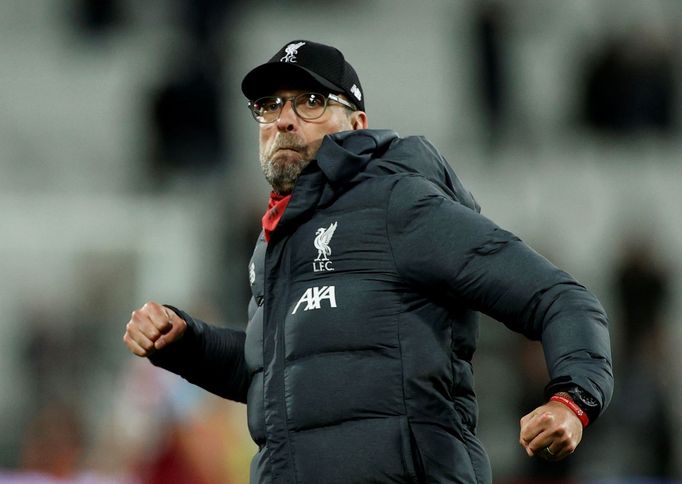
left=264, top=101, right=281, bottom=112
left=254, top=98, right=280, bottom=113
left=305, top=95, right=324, bottom=108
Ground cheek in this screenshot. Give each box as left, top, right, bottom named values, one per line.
left=259, top=129, right=274, bottom=154
left=306, top=138, right=323, bottom=158
left=307, top=118, right=350, bottom=144
left=326, top=115, right=352, bottom=134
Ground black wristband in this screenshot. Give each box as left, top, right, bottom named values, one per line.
left=560, top=386, right=600, bottom=423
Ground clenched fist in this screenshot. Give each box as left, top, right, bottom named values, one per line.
left=519, top=400, right=583, bottom=461
left=123, top=301, right=187, bottom=357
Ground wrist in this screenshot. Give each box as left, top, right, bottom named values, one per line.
left=550, top=392, right=590, bottom=428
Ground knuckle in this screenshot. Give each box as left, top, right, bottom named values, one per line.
left=541, top=413, right=555, bottom=423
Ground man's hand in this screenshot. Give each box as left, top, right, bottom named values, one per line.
left=123, top=301, right=187, bottom=357
left=519, top=400, right=583, bottom=461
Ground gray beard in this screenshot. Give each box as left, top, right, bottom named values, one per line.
left=260, top=133, right=313, bottom=194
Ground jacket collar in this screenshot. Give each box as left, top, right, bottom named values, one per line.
left=268, top=128, right=480, bottom=240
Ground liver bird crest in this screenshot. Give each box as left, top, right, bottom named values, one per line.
left=281, top=42, right=306, bottom=63
left=314, top=222, right=337, bottom=262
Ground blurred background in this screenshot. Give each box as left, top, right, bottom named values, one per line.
left=1, top=0, right=681, bottom=482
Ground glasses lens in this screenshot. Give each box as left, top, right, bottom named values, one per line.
left=293, top=93, right=327, bottom=120
left=251, top=96, right=282, bottom=123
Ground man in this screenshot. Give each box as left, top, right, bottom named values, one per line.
left=123, top=40, right=613, bottom=483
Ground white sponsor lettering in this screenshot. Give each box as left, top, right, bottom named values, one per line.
left=292, top=285, right=337, bottom=314
left=249, top=262, right=256, bottom=285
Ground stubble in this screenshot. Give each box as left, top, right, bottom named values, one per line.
left=259, top=133, right=320, bottom=195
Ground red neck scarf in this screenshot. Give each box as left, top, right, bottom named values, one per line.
left=262, top=191, right=292, bottom=241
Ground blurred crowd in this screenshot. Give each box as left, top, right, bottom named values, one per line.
left=1, top=0, right=681, bottom=482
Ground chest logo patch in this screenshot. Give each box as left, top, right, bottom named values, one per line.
left=292, top=286, right=337, bottom=314
left=313, top=221, right=337, bottom=272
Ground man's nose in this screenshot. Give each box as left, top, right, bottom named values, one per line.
left=276, top=99, right=297, bottom=131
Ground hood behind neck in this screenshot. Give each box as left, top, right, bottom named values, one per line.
left=316, top=129, right=480, bottom=213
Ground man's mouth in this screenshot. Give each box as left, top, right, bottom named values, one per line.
left=272, top=147, right=304, bottom=159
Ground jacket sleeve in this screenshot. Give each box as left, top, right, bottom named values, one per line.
left=147, top=305, right=250, bottom=403
left=386, top=175, right=613, bottom=417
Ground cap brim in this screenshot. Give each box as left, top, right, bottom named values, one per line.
left=241, top=62, right=343, bottom=100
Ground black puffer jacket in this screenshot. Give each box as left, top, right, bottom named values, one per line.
left=151, top=129, right=613, bottom=484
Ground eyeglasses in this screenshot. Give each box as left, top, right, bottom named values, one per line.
left=248, top=92, right=356, bottom=124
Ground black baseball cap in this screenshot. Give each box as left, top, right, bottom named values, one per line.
left=241, top=40, right=365, bottom=112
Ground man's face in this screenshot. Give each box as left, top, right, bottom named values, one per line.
left=258, top=89, right=354, bottom=195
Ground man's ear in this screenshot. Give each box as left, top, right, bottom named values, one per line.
left=350, top=111, right=368, bottom=130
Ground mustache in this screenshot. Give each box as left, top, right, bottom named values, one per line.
left=269, top=133, right=307, bottom=154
